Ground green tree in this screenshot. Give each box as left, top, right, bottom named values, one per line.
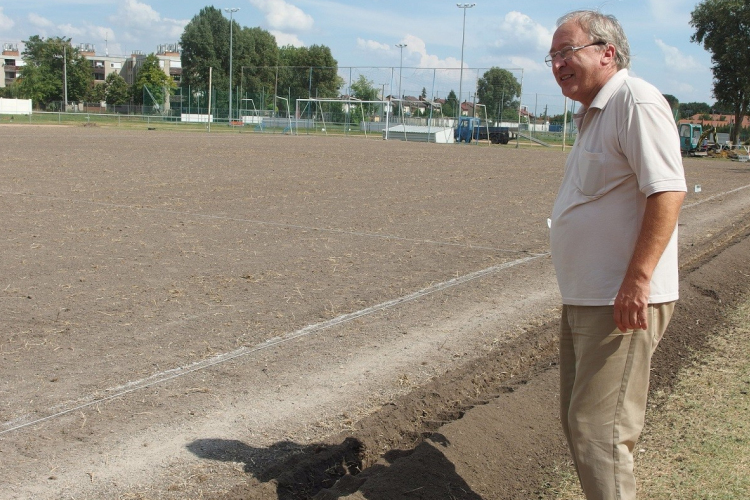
left=180, top=6, right=279, bottom=111
left=239, top=27, right=278, bottom=107
left=679, top=101, right=712, bottom=118
left=17, top=35, right=92, bottom=109
left=86, top=82, right=106, bottom=103
left=476, top=67, right=521, bottom=121
left=350, top=75, right=378, bottom=101
left=663, top=94, right=678, bottom=109
left=278, top=44, right=343, bottom=100
left=349, top=75, right=379, bottom=123
left=442, top=89, right=457, bottom=118
left=104, top=72, right=130, bottom=105
left=132, top=54, right=176, bottom=107
left=549, top=110, right=573, bottom=125
left=691, top=0, right=750, bottom=143
left=663, top=94, right=679, bottom=119
left=180, top=6, right=231, bottom=92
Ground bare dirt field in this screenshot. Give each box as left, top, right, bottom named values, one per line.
left=0, top=125, right=749, bottom=499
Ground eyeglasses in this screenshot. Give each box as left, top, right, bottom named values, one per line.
left=545, top=42, right=606, bottom=66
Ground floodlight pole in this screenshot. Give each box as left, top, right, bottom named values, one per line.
left=457, top=3, right=475, bottom=120
left=396, top=43, right=407, bottom=122
left=396, top=43, right=407, bottom=100
left=225, top=7, right=240, bottom=125
left=380, top=82, right=387, bottom=121
left=240, top=65, right=249, bottom=115
left=63, top=44, right=68, bottom=109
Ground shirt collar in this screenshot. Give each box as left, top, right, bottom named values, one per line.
left=573, top=69, right=629, bottom=127
left=588, top=68, right=629, bottom=110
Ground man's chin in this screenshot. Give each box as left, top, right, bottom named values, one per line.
left=560, top=88, right=577, bottom=101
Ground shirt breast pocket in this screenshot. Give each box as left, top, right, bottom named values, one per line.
left=576, top=150, right=607, bottom=197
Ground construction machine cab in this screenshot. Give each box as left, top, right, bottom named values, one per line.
left=679, top=123, right=704, bottom=156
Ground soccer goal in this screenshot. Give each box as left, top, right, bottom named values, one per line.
left=295, top=98, right=392, bottom=139
left=474, top=103, right=491, bottom=145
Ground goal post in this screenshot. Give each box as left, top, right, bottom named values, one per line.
left=474, top=103, right=490, bottom=146
left=295, top=98, right=392, bottom=138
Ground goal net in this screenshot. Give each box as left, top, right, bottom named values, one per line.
left=295, top=98, right=392, bottom=138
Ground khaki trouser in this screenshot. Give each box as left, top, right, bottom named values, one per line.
left=559, top=303, right=674, bottom=500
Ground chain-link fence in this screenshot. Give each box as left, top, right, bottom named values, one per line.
left=16, top=66, right=577, bottom=139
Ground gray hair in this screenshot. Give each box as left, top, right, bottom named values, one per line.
left=556, top=10, right=631, bottom=70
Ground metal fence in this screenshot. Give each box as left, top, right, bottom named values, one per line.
left=6, top=66, right=576, bottom=139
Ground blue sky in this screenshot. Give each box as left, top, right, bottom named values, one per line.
left=0, top=0, right=715, bottom=110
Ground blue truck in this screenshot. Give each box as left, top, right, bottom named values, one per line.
left=454, top=116, right=515, bottom=144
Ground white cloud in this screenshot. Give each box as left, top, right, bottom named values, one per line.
left=672, top=81, right=696, bottom=95
left=272, top=30, right=304, bottom=47
left=0, top=7, right=14, bottom=31
left=88, top=25, right=115, bottom=43
left=58, top=23, right=86, bottom=38
left=357, top=38, right=390, bottom=52
left=24, top=13, right=117, bottom=55
left=28, top=13, right=53, bottom=29
left=401, top=34, right=463, bottom=70
left=113, top=0, right=187, bottom=45
left=655, top=38, right=703, bottom=72
left=647, top=0, right=690, bottom=26
left=507, top=55, right=547, bottom=74
left=495, top=11, right=553, bottom=52
left=161, top=18, right=188, bottom=41
left=249, top=0, right=314, bottom=32
left=120, top=0, right=160, bottom=25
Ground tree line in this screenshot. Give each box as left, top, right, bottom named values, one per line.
left=1, top=6, right=342, bottom=112
left=1, top=4, right=528, bottom=120
left=6, top=0, right=744, bottom=131
left=0, top=3, right=581, bottom=124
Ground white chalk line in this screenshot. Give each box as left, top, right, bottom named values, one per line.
left=682, top=183, right=750, bottom=209
left=0, top=253, right=546, bottom=437
left=0, top=190, right=530, bottom=255
left=10, top=181, right=745, bottom=436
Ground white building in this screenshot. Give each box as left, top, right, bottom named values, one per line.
left=2, top=43, right=24, bottom=88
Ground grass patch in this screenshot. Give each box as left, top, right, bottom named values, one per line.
left=636, top=298, right=750, bottom=499
left=544, top=296, right=750, bottom=499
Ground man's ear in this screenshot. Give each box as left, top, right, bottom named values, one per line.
left=602, top=43, right=617, bottom=65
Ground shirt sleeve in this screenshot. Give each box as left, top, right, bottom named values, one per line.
left=618, top=90, right=688, bottom=197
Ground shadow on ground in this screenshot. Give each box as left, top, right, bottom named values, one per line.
left=188, top=433, right=481, bottom=500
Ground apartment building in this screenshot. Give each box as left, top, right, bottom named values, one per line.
left=2, top=43, right=23, bottom=88
left=0, top=41, right=182, bottom=89
left=88, top=43, right=182, bottom=86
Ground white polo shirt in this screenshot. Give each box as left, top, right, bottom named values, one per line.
left=550, top=69, right=687, bottom=306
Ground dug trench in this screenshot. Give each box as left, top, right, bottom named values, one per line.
left=212, top=216, right=750, bottom=500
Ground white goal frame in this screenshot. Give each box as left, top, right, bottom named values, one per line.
left=295, top=98, right=392, bottom=139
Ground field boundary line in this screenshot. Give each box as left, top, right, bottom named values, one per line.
left=0, top=253, right=547, bottom=436
left=682, top=183, right=750, bottom=209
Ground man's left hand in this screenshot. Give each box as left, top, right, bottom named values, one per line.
left=614, top=278, right=650, bottom=332
left=613, top=191, right=685, bottom=332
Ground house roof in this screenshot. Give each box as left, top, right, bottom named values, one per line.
left=678, top=113, right=750, bottom=128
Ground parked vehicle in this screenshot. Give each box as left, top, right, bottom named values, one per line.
left=454, top=116, right=515, bottom=144
left=679, top=123, right=715, bottom=156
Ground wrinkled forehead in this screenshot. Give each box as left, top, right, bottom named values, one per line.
left=550, top=21, right=591, bottom=51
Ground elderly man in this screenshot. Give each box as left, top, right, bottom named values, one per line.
left=547, top=10, right=687, bottom=500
